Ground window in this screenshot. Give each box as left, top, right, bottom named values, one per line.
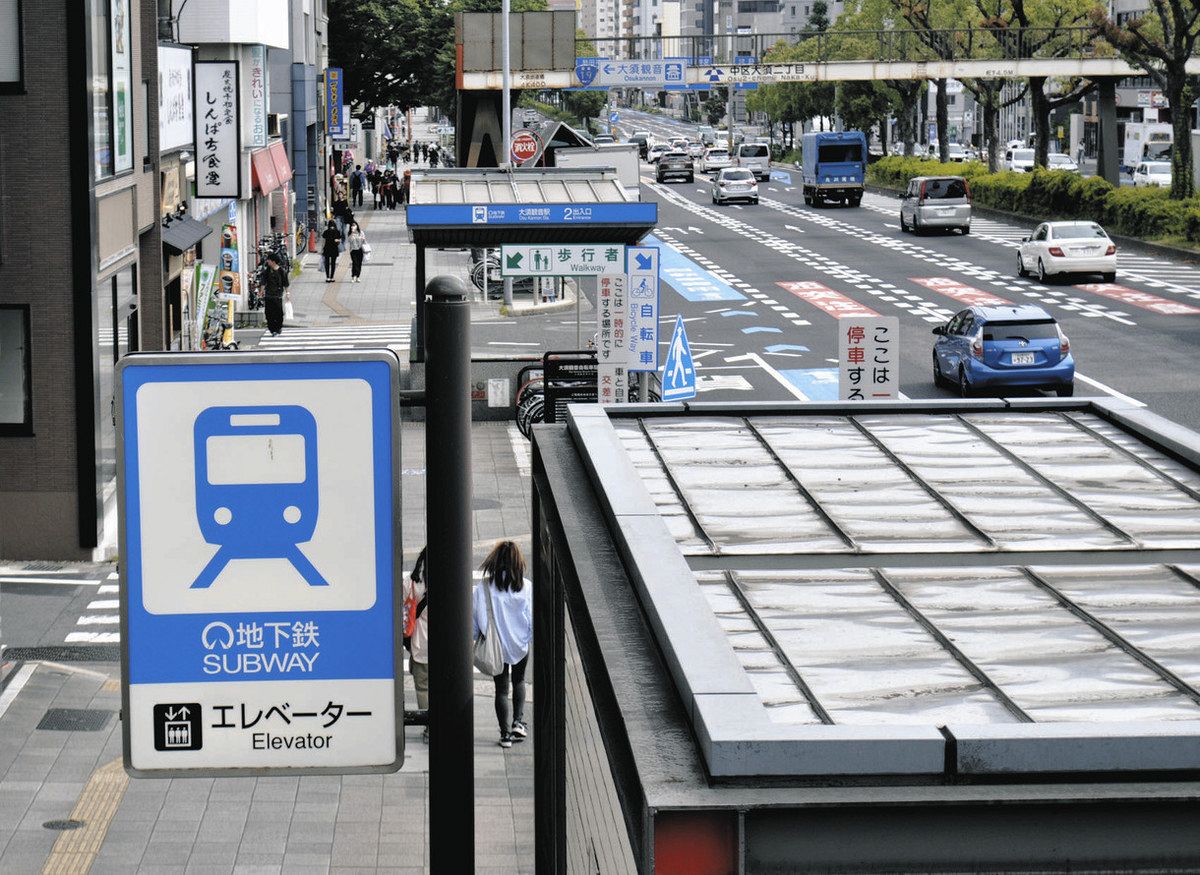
left=88, top=0, right=112, bottom=178
left=0, top=305, right=32, bottom=435
left=0, top=0, right=23, bottom=92
left=818, top=143, right=863, bottom=163
left=88, top=0, right=134, bottom=179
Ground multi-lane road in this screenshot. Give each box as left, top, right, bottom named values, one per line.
left=614, top=108, right=1200, bottom=430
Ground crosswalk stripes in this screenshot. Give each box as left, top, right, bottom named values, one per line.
left=255, top=323, right=412, bottom=351
left=65, top=571, right=120, bottom=644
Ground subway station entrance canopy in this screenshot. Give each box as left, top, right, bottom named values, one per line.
left=405, top=167, right=656, bottom=247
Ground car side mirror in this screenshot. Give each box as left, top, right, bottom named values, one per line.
left=1021, top=235, right=1030, bottom=243
left=932, top=325, right=946, bottom=336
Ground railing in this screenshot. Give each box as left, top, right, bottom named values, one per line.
left=581, top=26, right=1110, bottom=66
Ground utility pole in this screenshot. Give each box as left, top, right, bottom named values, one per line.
left=501, top=0, right=514, bottom=309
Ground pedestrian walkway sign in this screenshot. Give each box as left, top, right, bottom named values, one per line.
left=117, top=350, right=403, bottom=776
left=661, top=315, right=697, bottom=401
left=500, top=244, right=626, bottom=277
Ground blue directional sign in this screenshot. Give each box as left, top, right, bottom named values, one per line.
left=572, top=57, right=609, bottom=91
left=734, top=55, right=759, bottom=91
left=118, top=351, right=403, bottom=776
left=406, top=202, right=658, bottom=227
left=661, top=315, right=697, bottom=401
left=626, top=246, right=660, bottom=372
left=609, top=111, right=620, bottom=124
left=579, top=58, right=688, bottom=89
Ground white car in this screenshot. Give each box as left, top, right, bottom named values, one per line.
left=1047, top=153, right=1079, bottom=172
left=699, top=147, right=732, bottom=173
left=1133, top=161, right=1172, bottom=187
left=712, top=167, right=759, bottom=205
left=1017, top=221, right=1117, bottom=284
left=648, top=143, right=670, bottom=163
left=1006, top=148, right=1035, bottom=172
left=687, top=141, right=705, bottom=158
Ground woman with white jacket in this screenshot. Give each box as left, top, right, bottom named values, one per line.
left=473, top=540, right=533, bottom=749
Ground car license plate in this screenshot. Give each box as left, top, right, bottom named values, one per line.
left=938, top=208, right=955, bottom=216
left=1011, top=352, right=1035, bottom=365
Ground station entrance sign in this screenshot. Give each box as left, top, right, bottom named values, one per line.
left=117, top=350, right=403, bottom=776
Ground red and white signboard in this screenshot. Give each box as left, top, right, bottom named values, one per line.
left=1075, top=284, right=1200, bottom=316
left=510, top=129, right=542, bottom=165
left=839, top=316, right=900, bottom=401
left=777, top=281, right=879, bottom=319
left=910, top=277, right=1011, bottom=307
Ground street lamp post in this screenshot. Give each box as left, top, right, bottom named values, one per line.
left=501, top=0, right=514, bottom=308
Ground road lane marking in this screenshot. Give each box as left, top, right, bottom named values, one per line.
left=725, top=353, right=811, bottom=400
left=1075, top=374, right=1147, bottom=407
left=777, top=281, right=881, bottom=319
left=1074, top=283, right=1200, bottom=316
left=0, top=577, right=102, bottom=586
left=910, top=277, right=1011, bottom=307
left=0, top=663, right=36, bottom=721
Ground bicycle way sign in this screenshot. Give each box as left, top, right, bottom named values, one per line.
left=500, top=244, right=626, bottom=277
left=116, top=350, right=404, bottom=777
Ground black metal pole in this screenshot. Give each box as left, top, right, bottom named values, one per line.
left=414, top=246, right=427, bottom=361
left=425, top=275, right=473, bottom=873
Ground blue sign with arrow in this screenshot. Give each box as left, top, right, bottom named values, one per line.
left=661, top=315, right=697, bottom=401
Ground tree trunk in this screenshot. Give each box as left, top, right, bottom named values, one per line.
left=1030, top=76, right=1051, bottom=168
left=879, top=115, right=889, bottom=156
left=936, top=78, right=950, bottom=163
left=1167, top=77, right=1195, bottom=199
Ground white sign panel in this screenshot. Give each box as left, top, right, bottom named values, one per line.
left=194, top=61, right=241, bottom=198
left=247, top=45, right=268, bottom=149
left=0, top=0, right=19, bottom=83
left=159, top=46, right=194, bottom=153
left=500, top=244, right=626, bottom=277
left=596, top=275, right=629, bottom=366
left=597, top=363, right=628, bottom=406
left=117, top=351, right=403, bottom=775
left=112, top=0, right=134, bottom=173
left=625, top=246, right=659, bottom=372
left=838, top=316, right=900, bottom=400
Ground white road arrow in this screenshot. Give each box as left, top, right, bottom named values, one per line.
left=784, top=225, right=806, bottom=234
left=687, top=226, right=705, bottom=234
left=664, top=226, right=687, bottom=235
left=724, top=352, right=809, bottom=400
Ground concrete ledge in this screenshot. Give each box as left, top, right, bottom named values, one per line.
left=865, top=182, right=1200, bottom=265
left=499, top=290, right=578, bottom=318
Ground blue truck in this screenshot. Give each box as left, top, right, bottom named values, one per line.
left=800, top=130, right=867, bottom=207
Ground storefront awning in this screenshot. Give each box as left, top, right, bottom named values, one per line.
left=406, top=167, right=656, bottom=246
left=269, top=141, right=293, bottom=186
left=252, top=147, right=280, bottom=194
left=161, top=216, right=213, bottom=254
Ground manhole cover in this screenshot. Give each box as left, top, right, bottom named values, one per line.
left=44, top=820, right=84, bottom=831
left=5, top=644, right=120, bottom=663
left=37, top=708, right=112, bottom=732
left=472, top=498, right=500, bottom=510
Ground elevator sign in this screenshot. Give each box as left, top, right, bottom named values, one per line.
left=117, top=350, right=403, bottom=777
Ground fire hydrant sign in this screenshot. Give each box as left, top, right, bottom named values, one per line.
left=117, top=350, right=404, bottom=777
left=839, top=316, right=899, bottom=400
left=511, top=129, right=541, bottom=165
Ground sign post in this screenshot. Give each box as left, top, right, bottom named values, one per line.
left=510, top=129, right=542, bottom=165
left=117, top=350, right=404, bottom=776
left=838, top=316, right=900, bottom=400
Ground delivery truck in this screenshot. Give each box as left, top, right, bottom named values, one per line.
left=800, top=129, right=867, bottom=206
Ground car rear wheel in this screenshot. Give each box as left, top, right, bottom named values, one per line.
left=960, top=225, right=970, bottom=235
left=849, top=196, right=862, bottom=207
left=1055, top=383, right=1074, bottom=397
left=958, top=367, right=973, bottom=398
left=1102, top=272, right=1116, bottom=283
left=913, top=215, right=924, bottom=236
left=687, top=174, right=694, bottom=183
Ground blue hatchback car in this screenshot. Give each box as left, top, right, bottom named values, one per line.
left=932, top=305, right=1074, bottom=397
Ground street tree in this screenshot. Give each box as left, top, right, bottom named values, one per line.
left=704, top=88, right=730, bottom=127
left=809, top=0, right=832, bottom=32
left=1091, top=0, right=1200, bottom=198
left=836, top=81, right=895, bottom=144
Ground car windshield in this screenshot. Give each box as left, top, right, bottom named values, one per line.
left=708, top=150, right=728, bottom=158
left=948, top=144, right=966, bottom=154
left=818, top=144, right=862, bottom=162
left=1012, top=149, right=1034, bottom=161
left=1051, top=223, right=1107, bottom=239
left=1146, top=143, right=1173, bottom=159
left=982, top=320, right=1060, bottom=341
left=1145, top=162, right=1172, bottom=173
left=1048, top=155, right=1072, bottom=164
left=739, top=145, right=769, bottom=158
left=665, top=152, right=688, bottom=159
left=923, top=178, right=968, bottom=199
left=722, top=170, right=754, bottom=181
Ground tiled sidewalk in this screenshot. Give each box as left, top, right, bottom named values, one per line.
left=0, top=422, right=536, bottom=875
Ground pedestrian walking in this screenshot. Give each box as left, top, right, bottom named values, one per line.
left=399, top=169, right=412, bottom=205
left=347, top=221, right=367, bottom=283
left=350, top=164, right=366, bottom=207
left=428, top=147, right=440, bottom=169
left=321, top=220, right=341, bottom=283
left=420, top=142, right=428, bottom=163
left=404, top=547, right=430, bottom=742
left=473, top=540, right=533, bottom=749
left=371, top=169, right=383, bottom=209
left=261, top=253, right=290, bottom=335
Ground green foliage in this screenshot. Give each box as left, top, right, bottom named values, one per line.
left=562, top=90, right=607, bottom=129
left=868, top=157, right=1200, bottom=244
left=835, top=81, right=892, bottom=135
left=809, top=0, right=830, bottom=31
left=703, top=89, right=729, bottom=127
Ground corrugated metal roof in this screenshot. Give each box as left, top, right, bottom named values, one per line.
left=410, top=167, right=633, bottom=206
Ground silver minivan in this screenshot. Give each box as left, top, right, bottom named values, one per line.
left=899, top=175, right=971, bottom=235
left=735, top=143, right=771, bottom=181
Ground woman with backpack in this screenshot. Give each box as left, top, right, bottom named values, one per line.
left=473, top=540, right=533, bottom=749
left=404, top=547, right=430, bottom=742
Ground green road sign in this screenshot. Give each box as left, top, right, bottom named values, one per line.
left=500, top=244, right=627, bottom=277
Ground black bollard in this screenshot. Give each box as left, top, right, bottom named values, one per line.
left=424, top=275, right=473, bottom=872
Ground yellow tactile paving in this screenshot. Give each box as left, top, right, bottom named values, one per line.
left=41, top=757, right=129, bottom=875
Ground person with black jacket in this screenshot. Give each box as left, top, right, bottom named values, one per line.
left=262, top=253, right=289, bottom=335
left=321, top=220, right=342, bottom=283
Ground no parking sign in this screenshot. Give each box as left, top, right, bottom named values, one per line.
left=117, top=350, right=404, bottom=776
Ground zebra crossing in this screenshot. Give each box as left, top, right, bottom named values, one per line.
left=254, top=322, right=412, bottom=351
left=863, top=192, right=1200, bottom=300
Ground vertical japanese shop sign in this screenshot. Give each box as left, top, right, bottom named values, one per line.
left=194, top=61, right=242, bottom=198
left=112, top=0, right=135, bottom=173
left=839, top=316, right=900, bottom=400
left=158, top=46, right=194, bottom=153
left=117, top=351, right=404, bottom=775
left=248, top=45, right=268, bottom=148
left=325, top=67, right=344, bottom=137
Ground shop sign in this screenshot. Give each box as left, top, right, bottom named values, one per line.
left=116, top=350, right=404, bottom=775
left=159, top=45, right=194, bottom=153
left=325, top=67, right=344, bottom=136
left=194, top=61, right=242, bottom=198
left=194, top=263, right=217, bottom=341
left=112, top=0, right=135, bottom=173
left=248, top=45, right=268, bottom=148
